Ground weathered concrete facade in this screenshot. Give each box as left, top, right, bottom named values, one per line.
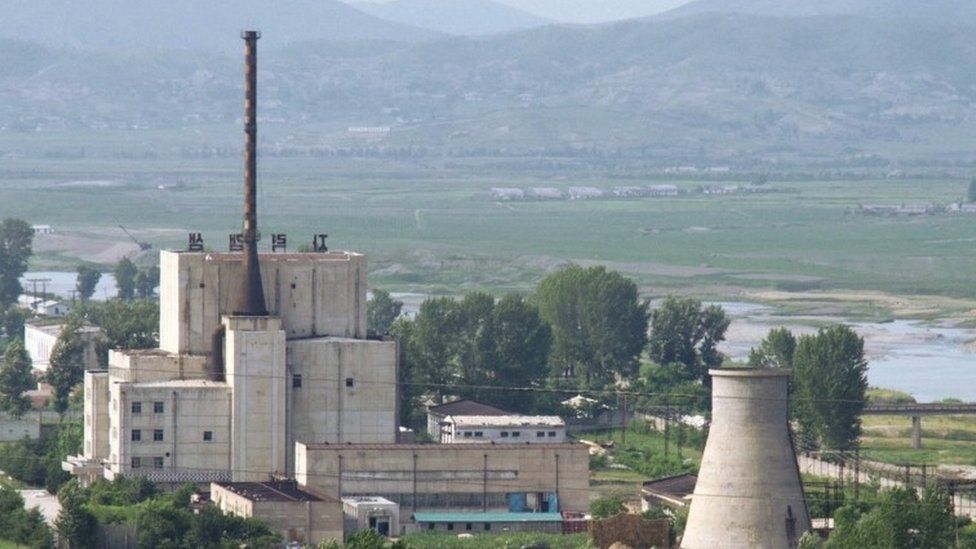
left=212, top=481, right=343, bottom=545
left=67, top=249, right=397, bottom=485
left=295, top=442, right=589, bottom=523
left=683, top=369, right=810, bottom=549
left=160, top=251, right=367, bottom=355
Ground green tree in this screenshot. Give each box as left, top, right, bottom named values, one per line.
left=590, top=495, right=625, bottom=519
left=55, top=480, right=97, bottom=549
left=0, top=219, right=33, bottom=308
left=367, top=288, right=403, bottom=335
left=114, top=257, right=138, bottom=300
left=345, top=528, right=387, bottom=549
left=792, top=325, right=868, bottom=450
left=825, top=487, right=954, bottom=549
left=135, top=266, right=160, bottom=298
left=77, top=299, right=158, bottom=350
left=75, top=265, right=101, bottom=301
left=968, top=177, right=976, bottom=203
left=467, top=294, right=551, bottom=412
left=0, top=339, right=35, bottom=417
left=535, top=265, right=648, bottom=387
left=46, top=320, right=87, bottom=416
left=0, top=485, right=53, bottom=549
left=2, top=306, right=28, bottom=340
left=748, top=327, right=797, bottom=369
left=401, top=297, right=458, bottom=405
left=647, top=296, right=730, bottom=385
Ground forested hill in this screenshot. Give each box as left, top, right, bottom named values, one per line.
left=3, top=2, right=976, bottom=169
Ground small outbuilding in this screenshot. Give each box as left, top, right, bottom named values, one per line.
left=342, top=496, right=399, bottom=538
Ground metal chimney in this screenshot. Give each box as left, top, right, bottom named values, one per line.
left=236, top=30, right=268, bottom=316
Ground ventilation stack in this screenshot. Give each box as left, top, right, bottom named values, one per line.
left=682, top=369, right=810, bottom=549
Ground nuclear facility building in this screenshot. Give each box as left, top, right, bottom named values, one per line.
left=63, top=31, right=587, bottom=544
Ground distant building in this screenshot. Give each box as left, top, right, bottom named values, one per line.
left=31, top=225, right=54, bottom=235
left=527, top=187, right=563, bottom=200
left=343, top=497, right=400, bottom=539
left=490, top=187, right=525, bottom=201
left=211, top=481, right=343, bottom=545
left=427, top=399, right=508, bottom=440
left=24, top=323, right=102, bottom=373
left=646, top=184, right=679, bottom=197
left=18, top=296, right=71, bottom=317
left=439, top=415, right=566, bottom=444
left=412, top=511, right=564, bottom=535
left=567, top=187, right=604, bottom=200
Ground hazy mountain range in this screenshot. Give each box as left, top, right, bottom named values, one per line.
left=350, top=0, right=552, bottom=35
left=3, top=0, right=976, bottom=170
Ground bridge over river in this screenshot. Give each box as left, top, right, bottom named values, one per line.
left=862, top=403, right=976, bottom=449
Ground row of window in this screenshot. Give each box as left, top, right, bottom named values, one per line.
left=131, top=401, right=165, bottom=414
left=428, top=523, right=492, bottom=532
left=131, top=456, right=165, bottom=469
left=131, top=429, right=214, bottom=442
left=458, top=430, right=558, bottom=438
left=291, top=374, right=355, bottom=388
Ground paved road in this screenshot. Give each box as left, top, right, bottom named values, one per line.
left=19, top=489, right=61, bottom=524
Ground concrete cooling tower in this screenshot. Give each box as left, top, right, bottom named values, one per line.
left=682, top=369, right=810, bottom=548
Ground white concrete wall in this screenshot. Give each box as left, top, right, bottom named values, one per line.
left=444, top=424, right=566, bottom=444
left=161, top=251, right=367, bottom=355
left=683, top=369, right=810, bottom=549
left=286, top=337, right=397, bottom=469
left=108, top=381, right=232, bottom=482
left=108, top=350, right=208, bottom=383
left=0, top=413, right=40, bottom=442
left=225, top=316, right=287, bottom=481
left=23, top=325, right=57, bottom=372
left=83, top=371, right=110, bottom=461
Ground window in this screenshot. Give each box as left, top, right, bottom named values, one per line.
left=292, top=374, right=302, bottom=388
left=511, top=431, right=521, bottom=438
left=153, top=457, right=164, bottom=469
left=500, top=431, right=509, bottom=438
left=203, top=431, right=213, bottom=442
left=153, top=401, right=164, bottom=414
left=447, top=524, right=454, bottom=531
left=345, top=378, right=355, bottom=388
left=548, top=431, right=557, bottom=437
left=484, top=523, right=491, bottom=531
left=131, top=429, right=141, bottom=442
left=131, top=402, right=141, bottom=414
left=465, top=523, right=473, bottom=531
left=153, top=429, right=164, bottom=442
left=427, top=524, right=435, bottom=531
left=474, top=432, right=483, bottom=438
left=131, top=457, right=141, bottom=469
left=463, top=431, right=473, bottom=438
left=537, top=431, right=545, bottom=438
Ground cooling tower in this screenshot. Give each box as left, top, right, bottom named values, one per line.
left=682, top=369, right=809, bottom=549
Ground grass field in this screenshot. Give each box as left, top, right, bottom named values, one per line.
left=4, top=130, right=976, bottom=300
left=861, top=414, right=976, bottom=466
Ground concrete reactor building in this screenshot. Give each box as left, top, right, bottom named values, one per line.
left=65, top=31, right=588, bottom=544
left=682, top=368, right=810, bottom=548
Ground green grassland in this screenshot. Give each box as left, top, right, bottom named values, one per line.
left=861, top=414, right=976, bottom=466
left=4, top=128, right=976, bottom=300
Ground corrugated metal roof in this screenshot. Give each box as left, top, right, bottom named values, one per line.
left=447, top=415, right=565, bottom=428
left=413, top=512, right=563, bottom=523
left=428, top=399, right=510, bottom=417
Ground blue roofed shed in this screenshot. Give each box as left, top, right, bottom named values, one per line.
left=412, top=512, right=564, bottom=534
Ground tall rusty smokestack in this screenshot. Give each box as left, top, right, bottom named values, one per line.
left=237, top=30, right=268, bottom=316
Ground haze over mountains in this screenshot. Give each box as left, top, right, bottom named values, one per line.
left=2, top=0, right=976, bottom=171
left=351, top=0, right=552, bottom=35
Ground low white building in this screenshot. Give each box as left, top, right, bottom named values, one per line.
left=24, top=323, right=102, bottom=373
left=426, top=399, right=509, bottom=440
left=18, top=296, right=71, bottom=317
left=440, top=415, right=566, bottom=444
left=342, top=497, right=399, bottom=538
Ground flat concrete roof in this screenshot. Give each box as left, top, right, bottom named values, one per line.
left=302, top=442, right=584, bottom=451
left=215, top=481, right=323, bottom=503
left=447, top=415, right=565, bottom=428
